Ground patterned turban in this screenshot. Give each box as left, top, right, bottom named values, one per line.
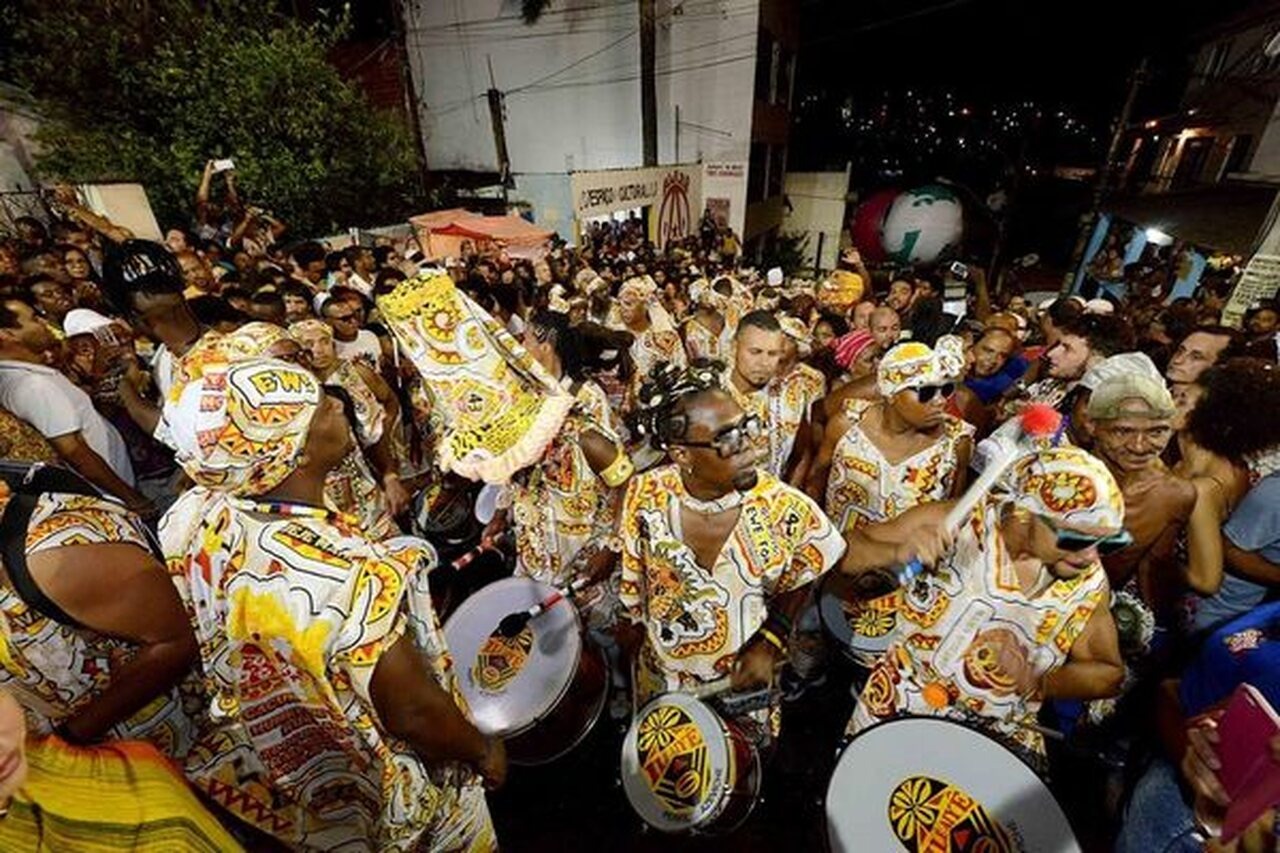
left=1002, top=445, right=1125, bottom=537
left=877, top=335, right=966, bottom=397
left=817, top=269, right=865, bottom=311
left=165, top=358, right=322, bottom=496
left=777, top=315, right=813, bottom=356
left=219, top=322, right=298, bottom=362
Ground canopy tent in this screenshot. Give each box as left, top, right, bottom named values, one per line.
left=410, top=209, right=554, bottom=261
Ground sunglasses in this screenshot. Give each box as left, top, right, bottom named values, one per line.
left=912, top=382, right=956, bottom=403
left=1039, top=516, right=1133, bottom=555
left=676, top=414, right=763, bottom=458
left=327, top=312, right=359, bottom=323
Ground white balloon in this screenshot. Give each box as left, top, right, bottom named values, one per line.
left=880, top=184, right=964, bottom=265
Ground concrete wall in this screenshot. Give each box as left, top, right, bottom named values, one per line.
left=783, top=169, right=848, bottom=272
left=403, top=0, right=759, bottom=225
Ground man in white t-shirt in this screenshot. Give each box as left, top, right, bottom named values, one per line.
left=0, top=298, right=151, bottom=514
left=321, top=289, right=383, bottom=372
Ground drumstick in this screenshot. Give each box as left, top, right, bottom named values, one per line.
left=449, top=529, right=514, bottom=571
left=494, top=576, right=593, bottom=638
left=898, top=404, right=1062, bottom=587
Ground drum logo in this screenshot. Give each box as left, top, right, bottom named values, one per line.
left=887, top=775, right=1016, bottom=852
left=636, top=704, right=713, bottom=817
left=843, top=593, right=899, bottom=641
left=473, top=624, right=534, bottom=693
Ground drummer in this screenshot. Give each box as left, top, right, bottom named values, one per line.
left=617, top=361, right=846, bottom=743
left=841, top=446, right=1127, bottom=760
left=489, top=309, right=635, bottom=628
left=160, top=356, right=502, bottom=850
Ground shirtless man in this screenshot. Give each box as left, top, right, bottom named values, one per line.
left=1082, top=372, right=1196, bottom=612
left=870, top=306, right=902, bottom=352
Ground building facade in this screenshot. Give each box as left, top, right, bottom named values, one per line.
left=402, top=0, right=795, bottom=255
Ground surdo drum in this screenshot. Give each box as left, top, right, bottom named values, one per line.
left=444, top=577, right=607, bottom=765
left=621, top=692, right=762, bottom=835
left=817, top=568, right=902, bottom=667
left=825, top=717, right=1080, bottom=852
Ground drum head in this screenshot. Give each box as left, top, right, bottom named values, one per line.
left=445, top=577, right=583, bottom=736
left=825, top=717, right=1079, bottom=853
left=621, top=692, right=733, bottom=833
left=818, top=572, right=900, bottom=658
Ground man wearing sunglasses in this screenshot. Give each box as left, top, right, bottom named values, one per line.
left=320, top=288, right=383, bottom=373
left=617, top=363, right=845, bottom=745
left=1081, top=372, right=1195, bottom=612
left=842, top=446, right=1127, bottom=761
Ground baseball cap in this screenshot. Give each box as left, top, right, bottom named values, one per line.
left=1086, top=372, right=1176, bottom=420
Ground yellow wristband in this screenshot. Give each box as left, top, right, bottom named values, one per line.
left=599, top=450, right=635, bottom=488
left=758, top=627, right=786, bottom=653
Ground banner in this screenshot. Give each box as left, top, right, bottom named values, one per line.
left=1223, top=253, right=1280, bottom=328
left=570, top=164, right=702, bottom=245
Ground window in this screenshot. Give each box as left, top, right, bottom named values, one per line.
left=748, top=143, right=768, bottom=203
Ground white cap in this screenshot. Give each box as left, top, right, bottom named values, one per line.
left=1084, top=298, right=1115, bottom=315
left=766, top=267, right=784, bottom=287
left=63, top=308, right=116, bottom=338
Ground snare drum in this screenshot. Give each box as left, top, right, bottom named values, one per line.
left=817, top=570, right=902, bottom=667
left=825, top=716, right=1080, bottom=852
left=444, top=577, right=607, bottom=765
left=621, top=692, right=761, bottom=835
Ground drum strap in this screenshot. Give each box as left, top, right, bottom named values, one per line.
left=0, top=492, right=85, bottom=630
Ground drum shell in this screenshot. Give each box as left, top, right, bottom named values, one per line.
left=621, top=694, right=762, bottom=835
left=817, top=570, right=901, bottom=668
left=504, top=636, right=607, bottom=766
left=445, top=577, right=607, bottom=767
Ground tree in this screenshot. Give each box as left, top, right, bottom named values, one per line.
left=6, top=1, right=429, bottom=237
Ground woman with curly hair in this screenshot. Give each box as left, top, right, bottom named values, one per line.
left=1178, top=358, right=1280, bottom=634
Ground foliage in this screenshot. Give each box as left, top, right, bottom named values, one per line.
left=762, top=230, right=812, bottom=276
left=7, top=1, right=427, bottom=237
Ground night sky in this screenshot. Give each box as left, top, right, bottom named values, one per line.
left=791, top=0, right=1260, bottom=265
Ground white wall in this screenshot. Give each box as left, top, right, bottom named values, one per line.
left=404, top=0, right=759, bottom=179
left=783, top=169, right=849, bottom=272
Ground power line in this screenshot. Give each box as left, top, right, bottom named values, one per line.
left=511, top=51, right=756, bottom=95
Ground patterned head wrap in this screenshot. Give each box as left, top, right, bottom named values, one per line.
left=288, top=318, right=333, bottom=345
left=778, top=315, right=812, bottom=356
left=833, top=329, right=877, bottom=370
left=220, top=322, right=297, bottom=361
left=1002, top=446, right=1125, bottom=537
left=165, top=358, right=322, bottom=496
left=877, top=335, right=966, bottom=397
left=377, top=270, right=574, bottom=484
left=617, top=276, right=656, bottom=306
left=688, top=278, right=727, bottom=312
left=817, top=269, right=865, bottom=311
left=547, top=285, right=572, bottom=314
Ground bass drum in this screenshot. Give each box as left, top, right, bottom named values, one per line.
left=620, top=692, right=761, bottom=835
left=445, top=577, right=606, bottom=765
left=413, top=475, right=482, bottom=558
left=817, top=569, right=902, bottom=668
left=825, top=716, right=1080, bottom=852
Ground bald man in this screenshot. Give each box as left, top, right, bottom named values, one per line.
left=870, top=306, right=902, bottom=351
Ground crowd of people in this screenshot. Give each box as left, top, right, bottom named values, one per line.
left=0, top=165, right=1275, bottom=852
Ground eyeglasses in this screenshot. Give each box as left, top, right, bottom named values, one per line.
left=912, top=382, right=956, bottom=403
left=1039, top=516, right=1133, bottom=555
left=327, top=312, right=359, bottom=323
left=675, top=414, right=763, bottom=458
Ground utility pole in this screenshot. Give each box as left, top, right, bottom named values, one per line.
left=640, top=0, right=658, bottom=166
left=390, top=0, right=430, bottom=197
left=1063, top=56, right=1148, bottom=292
left=487, top=56, right=512, bottom=202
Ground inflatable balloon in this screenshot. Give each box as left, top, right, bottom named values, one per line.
left=880, top=184, right=964, bottom=265
left=849, top=188, right=899, bottom=263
